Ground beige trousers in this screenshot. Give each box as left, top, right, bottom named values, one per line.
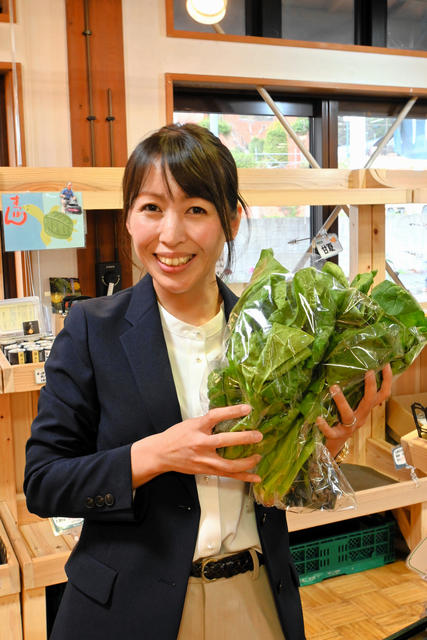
left=177, top=551, right=286, bottom=640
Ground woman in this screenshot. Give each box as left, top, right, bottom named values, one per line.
left=24, top=123, right=392, bottom=640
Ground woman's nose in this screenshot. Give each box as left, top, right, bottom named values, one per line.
left=158, top=211, right=187, bottom=245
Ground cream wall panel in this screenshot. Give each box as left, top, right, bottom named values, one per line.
left=0, top=0, right=72, bottom=168
left=122, top=1, right=427, bottom=153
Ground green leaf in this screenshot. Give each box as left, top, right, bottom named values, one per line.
left=350, top=270, right=378, bottom=294
left=371, top=280, right=427, bottom=329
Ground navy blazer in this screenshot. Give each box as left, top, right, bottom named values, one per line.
left=24, top=274, right=306, bottom=640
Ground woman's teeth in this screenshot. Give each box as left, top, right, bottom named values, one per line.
left=157, top=255, right=193, bottom=266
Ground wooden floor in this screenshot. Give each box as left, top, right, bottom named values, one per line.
left=301, top=561, right=427, bottom=640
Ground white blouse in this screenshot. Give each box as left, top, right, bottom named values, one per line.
left=158, top=303, right=262, bottom=561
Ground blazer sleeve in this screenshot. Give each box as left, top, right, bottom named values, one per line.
left=24, top=303, right=148, bottom=523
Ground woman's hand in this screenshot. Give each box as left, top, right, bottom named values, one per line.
left=316, top=363, right=393, bottom=459
left=131, top=404, right=262, bottom=489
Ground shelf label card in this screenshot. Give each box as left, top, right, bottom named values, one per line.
left=35, top=368, right=46, bottom=385
left=392, top=445, right=408, bottom=469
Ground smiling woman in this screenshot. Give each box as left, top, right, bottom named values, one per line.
left=24, top=123, right=391, bottom=640
left=122, top=124, right=247, bottom=324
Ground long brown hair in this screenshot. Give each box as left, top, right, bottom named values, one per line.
left=121, top=123, right=249, bottom=274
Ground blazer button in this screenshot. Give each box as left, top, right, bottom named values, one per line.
left=277, top=579, right=282, bottom=594
left=105, top=494, right=115, bottom=507
left=95, top=495, right=105, bottom=507
left=84, top=497, right=94, bottom=509
left=261, top=513, right=267, bottom=526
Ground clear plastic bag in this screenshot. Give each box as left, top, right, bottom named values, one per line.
left=201, top=248, right=427, bottom=512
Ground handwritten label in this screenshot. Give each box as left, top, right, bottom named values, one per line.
left=35, top=368, right=46, bottom=385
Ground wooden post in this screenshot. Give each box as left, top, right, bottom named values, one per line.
left=349, top=204, right=387, bottom=460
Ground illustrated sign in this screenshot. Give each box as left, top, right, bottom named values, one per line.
left=1, top=192, right=85, bottom=252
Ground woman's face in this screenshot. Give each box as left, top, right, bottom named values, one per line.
left=126, top=162, right=240, bottom=305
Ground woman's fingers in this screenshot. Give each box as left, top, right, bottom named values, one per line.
left=202, top=404, right=252, bottom=432
left=354, top=370, right=378, bottom=417
left=316, top=415, right=338, bottom=440
left=211, top=429, right=263, bottom=449
left=320, top=364, right=394, bottom=448
left=329, top=384, right=357, bottom=427
left=375, top=363, right=393, bottom=404
left=214, top=453, right=262, bottom=482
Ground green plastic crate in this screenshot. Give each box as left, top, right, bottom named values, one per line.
left=290, top=517, right=395, bottom=586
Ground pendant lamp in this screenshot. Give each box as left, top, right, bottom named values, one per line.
left=186, top=0, right=227, bottom=25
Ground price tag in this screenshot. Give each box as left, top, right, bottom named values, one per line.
left=35, top=368, right=46, bottom=385
left=314, top=233, right=343, bottom=259
left=392, top=445, right=408, bottom=469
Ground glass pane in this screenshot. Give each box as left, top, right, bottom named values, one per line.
left=174, top=112, right=310, bottom=169
left=172, top=0, right=354, bottom=44
left=388, top=0, right=427, bottom=51
left=282, top=0, right=354, bottom=45
left=338, top=115, right=427, bottom=171
left=337, top=113, right=427, bottom=303
left=385, top=203, right=427, bottom=304
left=230, top=212, right=311, bottom=283
left=174, top=111, right=312, bottom=282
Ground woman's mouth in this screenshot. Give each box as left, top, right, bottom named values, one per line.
left=156, top=254, right=194, bottom=267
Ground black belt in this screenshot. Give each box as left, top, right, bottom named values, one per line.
left=190, top=550, right=264, bottom=581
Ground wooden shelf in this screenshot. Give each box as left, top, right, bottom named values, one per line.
left=0, top=504, right=22, bottom=639
left=0, top=502, right=74, bottom=640
left=288, top=477, right=427, bottom=531
left=0, top=167, right=425, bottom=210
left=0, top=351, right=45, bottom=394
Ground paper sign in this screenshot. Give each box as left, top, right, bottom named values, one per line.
left=314, top=233, right=343, bottom=259
left=1, top=192, right=85, bottom=252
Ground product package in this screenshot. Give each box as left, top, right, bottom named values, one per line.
left=49, top=277, right=82, bottom=313
left=202, top=249, right=427, bottom=513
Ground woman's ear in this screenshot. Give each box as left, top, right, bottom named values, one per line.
left=126, top=214, right=132, bottom=237
left=230, top=205, right=242, bottom=239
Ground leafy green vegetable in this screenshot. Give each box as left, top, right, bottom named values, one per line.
left=208, top=250, right=427, bottom=511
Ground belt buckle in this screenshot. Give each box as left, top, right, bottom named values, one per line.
left=201, top=557, right=218, bottom=582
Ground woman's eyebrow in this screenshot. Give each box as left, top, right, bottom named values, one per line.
left=139, top=190, right=166, bottom=199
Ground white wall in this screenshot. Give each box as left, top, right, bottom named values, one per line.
left=0, top=0, right=72, bottom=168
left=122, top=1, right=427, bottom=154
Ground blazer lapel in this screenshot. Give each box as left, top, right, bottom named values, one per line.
left=120, top=274, right=239, bottom=505
left=120, top=275, right=182, bottom=436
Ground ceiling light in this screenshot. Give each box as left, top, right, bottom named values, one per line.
left=186, top=0, right=227, bottom=25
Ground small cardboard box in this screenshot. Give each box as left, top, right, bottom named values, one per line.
left=386, top=392, right=427, bottom=441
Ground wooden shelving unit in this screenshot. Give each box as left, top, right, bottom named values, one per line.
left=0, top=502, right=22, bottom=639
left=1, top=166, right=427, bottom=639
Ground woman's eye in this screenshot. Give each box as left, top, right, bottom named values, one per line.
left=188, top=206, right=206, bottom=214
left=143, top=203, right=160, bottom=212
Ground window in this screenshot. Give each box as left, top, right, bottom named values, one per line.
left=174, top=86, right=427, bottom=302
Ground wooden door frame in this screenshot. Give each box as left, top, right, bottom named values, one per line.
left=0, top=62, right=26, bottom=168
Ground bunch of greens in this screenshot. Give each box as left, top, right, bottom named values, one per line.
left=207, top=249, right=427, bottom=511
